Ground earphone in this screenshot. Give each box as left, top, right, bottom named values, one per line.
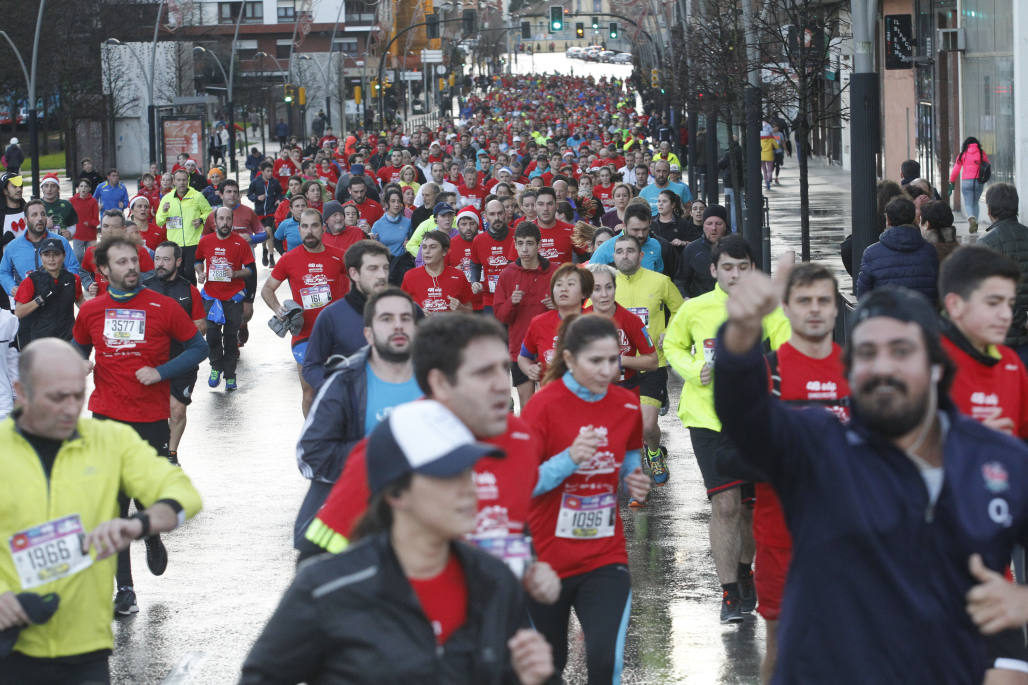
left=931, top=365, right=942, bottom=383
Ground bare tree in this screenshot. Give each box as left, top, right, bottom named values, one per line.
left=100, top=45, right=141, bottom=119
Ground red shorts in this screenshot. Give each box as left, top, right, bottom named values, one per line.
left=755, top=542, right=791, bottom=621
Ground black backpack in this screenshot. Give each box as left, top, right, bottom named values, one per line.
left=977, top=159, right=992, bottom=184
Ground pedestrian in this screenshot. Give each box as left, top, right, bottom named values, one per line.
left=714, top=268, right=1028, bottom=683
left=589, top=201, right=667, bottom=273
left=142, top=241, right=206, bottom=465
left=245, top=147, right=264, bottom=182
left=841, top=179, right=907, bottom=277
left=242, top=400, right=554, bottom=685
left=201, top=167, right=225, bottom=208
left=68, top=178, right=99, bottom=262
left=919, top=200, right=960, bottom=263
left=194, top=206, right=256, bottom=392
left=949, top=136, right=990, bottom=233
left=0, top=199, right=78, bottom=299
left=92, top=168, right=130, bottom=214
left=759, top=123, right=779, bottom=192
left=676, top=204, right=728, bottom=297
left=976, top=183, right=1028, bottom=368
left=523, top=313, right=651, bottom=683
left=771, top=122, right=786, bottom=185
left=855, top=196, right=939, bottom=305
left=0, top=338, right=202, bottom=681
left=664, top=234, right=791, bottom=624
left=183, top=159, right=206, bottom=193
left=470, top=199, right=516, bottom=314
left=76, top=157, right=103, bottom=193
left=3, top=137, right=24, bottom=174
left=155, top=168, right=213, bottom=284
left=11, top=237, right=83, bottom=345
left=293, top=287, right=421, bottom=553
left=275, top=119, right=289, bottom=147
left=71, top=236, right=208, bottom=615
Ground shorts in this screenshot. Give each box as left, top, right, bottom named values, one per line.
left=169, top=369, right=199, bottom=406
left=511, top=361, right=530, bottom=387
left=689, top=427, right=747, bottom=497
left=637, top=367, right=668, bottom=407
left=987, top=628, right=1028, bottom=673
left=292, top=340, right=309, bottom=364
left=93, top=413, right=170, bottom=458
left=754, top=542, right=791, bottom=621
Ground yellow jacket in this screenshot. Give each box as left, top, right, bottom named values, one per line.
left=155, top=187, right=212, bottom=247
left=614, top=267, right=684, bottom=366
left=0, top=417, right=202, bottom=658
left=664, top=284, right=790, bottom=430
left=760, top=136, right=780, bottom=162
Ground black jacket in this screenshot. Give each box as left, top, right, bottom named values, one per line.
left=240, top=533, right=530, bottom=685
left=247, top=176, right=284, bottom=217
left=296, top=345, right=369, bottom=484
left=19, top=268, right=77, bottom=344
left=676, top=236, right=716, bottom=297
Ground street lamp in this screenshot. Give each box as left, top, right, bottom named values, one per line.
left=0, top=0, right=47, bottom=197
left=193, top=46, right=237, bottom=177
left=298, top=54, right=333, bottom=134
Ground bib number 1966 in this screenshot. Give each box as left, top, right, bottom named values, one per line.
left=10, top=514, right=93, bottom=589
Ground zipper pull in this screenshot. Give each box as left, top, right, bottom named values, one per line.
left=925, top=505, right=934, bottom=524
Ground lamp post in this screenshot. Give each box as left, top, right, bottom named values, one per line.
left=298, top=54, right=333, bottom=136
left=193, top=2, right=245, bottom=178
left=0, top=0, right=46, bottom=197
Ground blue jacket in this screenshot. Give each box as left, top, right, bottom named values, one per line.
left=92, top=181, right=129, bottom=213
left=301, top=290, right=368, bottom=389
left=639, top=181, right=692, bottom=215
left=274, top=218, right=301, bottom=252
left=0, top=232, right=79, bottom=296
left=713, top=329, right=1028, bottom=684
left=855, top=225, right=939, bottom=304
left=589, top=231, right=663, bottom=273
left=372, top=212, right=411, bottom=257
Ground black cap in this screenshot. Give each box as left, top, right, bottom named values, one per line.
left=851, top=286, right=940, bottom=340
left=38, top=237, right=65, bottom=254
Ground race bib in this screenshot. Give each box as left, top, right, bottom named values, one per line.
left=628, top=306, right=649, bottom=327
left=488, top=273, right=499, bottom=293
left=300, top=284, right=331, bottom=309
left=469, top=533, right=533, bottom=579
left=167, top=216, right=183, bottom=230
left=555, top=492, right=616, bottom=539
left=10, top=514, right=93, bottom=590
left=209, top=259, right=233, bottom=282
left=103, top=309, right=146, bottom=342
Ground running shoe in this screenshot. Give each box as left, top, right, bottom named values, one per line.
left=646, top=446, right=670, bottom=486
left=739, top=570, right=757, bottom=613
left=225, top=378, right=237, bottom=392
left=167, top=450, right=180, bottom=467
left=208, top=369, right=221, bottom=387
left=659, top=397, right=670, bottom=416
left=261, top=247, right=269, bottom=266
left=114, top=587, right=138, bottom=616
left=721, top=591, right=744, bottom=624
left=237, top=323, right=249, bottom=347
left=145, top=534, right=168, bottom=576
left=969, top=217, right=978, bottom=234
left=629, top=498, right=645, bottom=508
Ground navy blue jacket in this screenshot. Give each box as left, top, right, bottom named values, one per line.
left=713, top=329, right=1028, bottom=684
left=301, top=289, right=368, bottom=389
left=855, top=225, right=939, bottom=304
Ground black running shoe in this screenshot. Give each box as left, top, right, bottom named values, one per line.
left=721, top=591, right=744, bottom=624
left=261, top=247, right=269, bottom=266
left=739, top=570, right=757, bottom=613
left=145, top=534, right=168, bottom=576
left=114, top=586, right=138, bottom=616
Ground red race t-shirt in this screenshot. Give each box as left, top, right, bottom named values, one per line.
left=270, top=245, right=347, bottom=344
left=446, top=233, right=482, bottom=311
left=14, top=272, right=83, bottom=303
left=72, top=288, right=199, bottom=422
left=376, top=165, right=402, bottom=186
left=519, top=309, right=566, bottom=378
left=401, top=265, right=473, bottom=314
left=195, top=232, right=255, bottom=300
left=523, top=378, right=643, bottom=578
left=755, top=342, right=850, bottom=548
left=354, top=199, right=384, bottom=226
left=471, top=231, right=514, bottom=307
left=505, top=220, right=580, bottom=265
left=457, top=183, right=489, bottom=210
left=273, top=159, right=298, bottom=182
left=942, top=334, right=1028, bottom=439
left=81, top=244, right=155, bottom=296
left=584, top=304, right=655, bottom=382
left=322, top=226, right=366, bottom=258
left=593, top=184, right=616, bottom=210
left=408, top=554, right=468, bottom=645
left=137, top=223, right=167, bottom=253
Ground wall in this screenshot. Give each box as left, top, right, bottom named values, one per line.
left=1015, top=0, right=1028, bottom=212
left=880, top=0, right=917, bottom=181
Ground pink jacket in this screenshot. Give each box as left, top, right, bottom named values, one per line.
left=949, top=144, right=988, bottom=182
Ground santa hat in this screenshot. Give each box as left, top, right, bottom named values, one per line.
left=40, top=173, right=60, bottom=187
left=455, top=207, right=480, bottom=226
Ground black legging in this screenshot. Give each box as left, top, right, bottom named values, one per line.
left=528, top=563, right=632, bottom=684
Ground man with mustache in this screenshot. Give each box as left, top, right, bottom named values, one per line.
left=72, top=236, right=208, bottom=616
left=714, top=262, right=1028, bottom=683
left=292, top=287, right=421, bottom=553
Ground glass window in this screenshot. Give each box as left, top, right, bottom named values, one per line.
left=278, top=0, right=295, bottom=21
left=592, top=0, right=602, bottom=13
left=218, top=1, right=262, bottom=24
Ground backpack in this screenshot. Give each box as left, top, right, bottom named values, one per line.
left=977, top=159, right=992, bottom=184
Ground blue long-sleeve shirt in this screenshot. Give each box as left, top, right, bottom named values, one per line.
left=92, top=181, right=130, bottom=213
left=588, top=231, right=664, bottom=273
left=0, top=232, right=79, bottom=296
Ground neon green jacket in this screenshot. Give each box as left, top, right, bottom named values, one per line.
left=664, top=284, right=790, bottom=431
left=614, top=267, right=684, bottom=366
left=155, top=187, right=212, bottom=247
left=0, top=417, right=202, bottom=658
left=405, top=217, right=438, bottom=257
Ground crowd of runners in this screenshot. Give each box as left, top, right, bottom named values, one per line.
left=3, top=69, right=1028, bottom=685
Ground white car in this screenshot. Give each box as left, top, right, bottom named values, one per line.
left=613, top=52, right=632, bottom=63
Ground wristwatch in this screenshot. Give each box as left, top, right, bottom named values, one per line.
left=129, top=511, right=151, bottom=539
left=33, top=295, right=45, bottom=308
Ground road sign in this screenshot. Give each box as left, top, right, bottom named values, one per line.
left=402, top=71, right=423, bottom=81
left=422, top=49, right=443, bottom=63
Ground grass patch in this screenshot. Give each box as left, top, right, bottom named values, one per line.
left=16, top=151, right=66, bottom=172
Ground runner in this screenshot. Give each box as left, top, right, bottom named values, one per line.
left=0, top=338, right=202, bottom=682
left=523, top=313, right=650, bottom=683
left=155, top=168, right=213, bottom=284
left=71, top=236, right=208, bottom=615
left=142, top=241, right=206, bottom=466
left=506, top=187, right=582, bottom=266
left=400, top=230, right=474, bottom=314
left=274, top=195, right=308, bottom=254
left=247, top=161, right=283, bottom=267
left=0, top=199, right=78, bottom=299
left=663, top=234, right=790, bottom=624
left=80, top=211, right=155, bottom=297
left=241, top=399, right=554, bottom=685
left=447, top=207, right=483, bottom=311
left=12, top=237, right=84, bottom=345
left=610, top=233, right=684, bottom=484
left=261, top=208, right=347, bottom=416
left=194, top=206, right=256, bottom=392
left=517, top=263, right=592, bottom=389
left=471, top=199, right=515, bottom=314
left=39, top=173, right=77, bottom=242
left=584, top=261, right=658, bottom=390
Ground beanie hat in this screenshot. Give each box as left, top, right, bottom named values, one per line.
left=322, top=200, right=344, bottom=223
left=456, top=207, right=480, bottom=226
left=702, top=205, right=729, bottom=224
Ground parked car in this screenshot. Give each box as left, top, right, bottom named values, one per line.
left=613, top=52, right=632, bottom=64
left=598, top=50, right=616, bottom=62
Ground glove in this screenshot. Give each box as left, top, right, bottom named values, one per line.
left=946, top=182, right=955, bottom=199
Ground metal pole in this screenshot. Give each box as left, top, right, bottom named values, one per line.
left=326, top=0, right=345, bottom=132
left=27, top=0, right=46, bottom=197
left=147, top=0, right=166, bottom=168
left=740, top=0, right=765, bottom=270
left=226, top=3, right=246, bottom=180
left=850, top=0, right=880, bottom=280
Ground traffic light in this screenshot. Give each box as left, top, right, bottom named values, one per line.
left=549, top=6, right=563, bottom=32
left=650, top=69, right=659, bottom=89
left=371, top=78, right=380, bottom=92
left=521, top=21, right=530, bottom=39
left=426, top=13, right=439, bottom=39
left=283, top=83, right=295, bottom=103
left=353, top=85, right=362, bottom=103
left=462, top=8, right=476, bottom=33
left=591, top=16, right=599, bottom=29
left=609, top=22, right=618, bottom=39
left=297, top=86, right=307, bottom=106
left=575, top=22, right=584, bottom=38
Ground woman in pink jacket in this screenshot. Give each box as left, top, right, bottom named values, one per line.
left=949, top=136, right=989, bottom=232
